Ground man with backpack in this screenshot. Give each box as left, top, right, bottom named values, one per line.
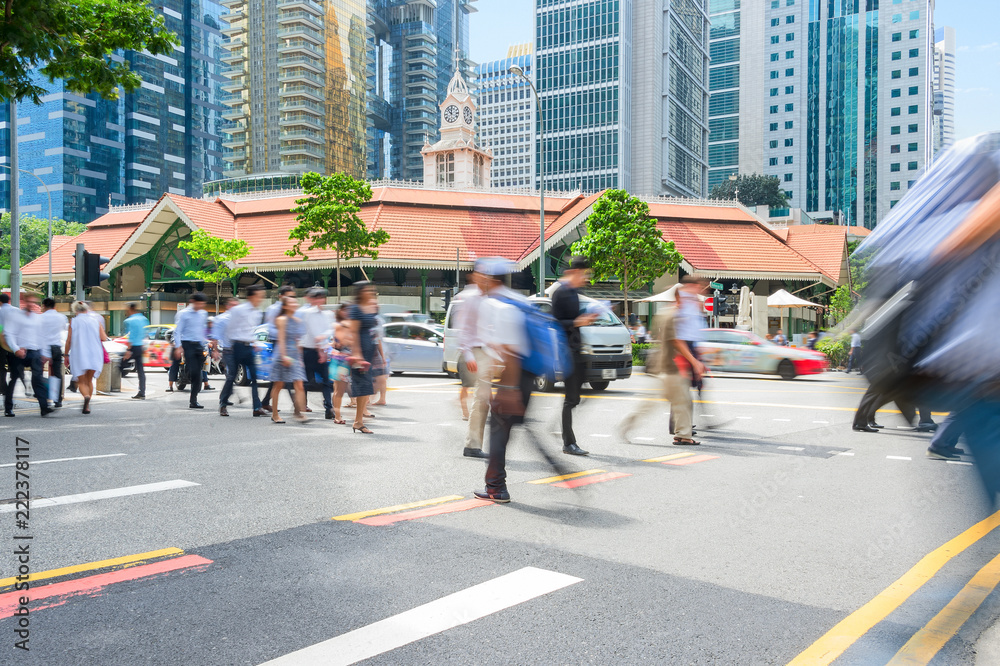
left=551, top=257, right=598, bottom=456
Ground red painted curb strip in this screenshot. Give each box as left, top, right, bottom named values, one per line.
left=357, top=498, right=493, bottom=526
left=552, top=472, right=632, bottom=489
left=662, top=454, right=720, bottom=466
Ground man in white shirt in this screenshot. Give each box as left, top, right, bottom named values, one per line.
left=3, top=293, right=52, bottom=416
left=845, top=328, right=863, bottom=373
left=218, top=285, right=266, bottom=417
left=456, top=266, right=492, bottom=459
left=173, top=292, right=209, bottom=409
left=40, top=298, right=68, bottom=408
left=299, top=287, right=335, bottom=419
left=0, top=293, right=14, bottom=405
left=472, top=258, right=530, bottom=503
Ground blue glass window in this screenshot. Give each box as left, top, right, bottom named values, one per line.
left=771, top=17, right=780, bottom=26
left=785, top=138, right=794, bottom=146
left=892, top=32, right=902, bottom=42
left=785, top=67, right=794, bottom=76
left=786, top=32, right=795, bottom=41
left=770, top=104, right=779, bottom=114
left=769, top=139, right=778, bottom=148
left=892, top=13, right=901, bottom=22
left=891, top=144, right=901, bottom=153
left=909, top=48, right=919, bottom=57
left=770, top=122, right=778, bottom=130
left=909, top=29, right=919, bottom=38
left=785, top=103, right=794, bottom=111
left=890, top=163, right=900, bottom=172
left=891, top=126, right=901, bottom=135
left=908, top=142, right=918, bottom=151
left=908, top=105, right=917, bottom=114
left=891, top=51, right=902, bottom=61
left=891, top=89, right=901, bottom=98
left=891, top=107, right=901, bottom=116
left=784, top=173, right=793, bottom=182
left=907, top=161, right=918, bottom=170
left=769, top=157, right=778, bottom=165
left=770, top=70, right=779, bottom=79
left=890, top=182, right=901, bottom=190
left=785, top=85, right=794, bottom=93
left=786, top=50, right=795, bottom=58
left=908, top=123, right=918, bottom=132
left=909, top=10, right=919, bottom=19
left=784, top=155, right=794, bottom=164
left=771, top=35, right=780, bottom=44
left=908, top=86, right=918, bottom=95
left=785, top=120, right=793, bottom=129
left=909, top=67, right=919, bottom=76
left=891, top=200, right=899, bottom=207
left=771, top=0, right=779, bottom=6
left=786, top=15, right=795, bottom=23
left=770, top=88, right=779, bottom=96
left=771, top=53, right=780, bottom=61
left=891, top=70, right=901, bottom=79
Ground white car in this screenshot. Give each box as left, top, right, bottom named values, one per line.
left=381, top=322, right=446, bottom=375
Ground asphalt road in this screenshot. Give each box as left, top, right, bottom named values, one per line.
left=2, top=367, right=999, bottom=665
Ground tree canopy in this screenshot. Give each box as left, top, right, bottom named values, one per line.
left=570, top=189, right=683, bottom=318
left=177, top=229, right=252, bottom=311
left=287, top=172, right=389, bottom=301
left=0, top=213, right=86, bottom=270
left=709, top=173, right=789, bottom=208
left=0, top=0, right=179, bottom=104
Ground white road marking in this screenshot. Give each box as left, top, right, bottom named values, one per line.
left=832, top=451, right=855, bottom=456
left=737, top=416, right=753, bottom=420
left=436, top=423, right=453, bottom=426
left=261, top=567, right=583, bottom=666
left=0, top=453, right=126, bottom=468
left=812, top=420, right=830, bottom=424
left=886, top=455, right=912, bottom=461
left=397, top=422, right=419, bottom=425
left=0, top=480, right=199, bottom=513
left=700, top=414, right=715, bottom=418
left=947, top=461, right=973, bottom=466
left=634, top=437, right=655, bottom=441
left=773, top=418, right=792, bottom=422
left=590, top=434, right=611, bottom=438
left=778, top=446, right=805, bottom=451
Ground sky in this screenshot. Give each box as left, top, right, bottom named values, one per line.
left=470, top=0, right=999, bottom=141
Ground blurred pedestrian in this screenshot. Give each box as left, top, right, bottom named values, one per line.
left=676, top=276, right=709, bottom=393
left=551, top=256, right=597, bottom=457
left=845, top=328, right=862, bottom=373
left=261, top=285, right=297, bottom=413
left=773, top=331, right=787, bottom=346
left=805, top=330, right=819, bottom=350
left=269, top=294, right=308, bottom=424
left=0, top=293, right=13, bottom=407
left=65, top=301, right=107, bottom=415
left=456, top=267, right=490, bottom=458
left=210, top=297, right=237, bottom=414
left=300, top=287, right=335, bottom=419
left=173, top=292, right=209, bottom=409
left=219, top=285, right=265, bottom=417
left=371, top=315, right=389, bottom=407
left=329, top=305, right=351, bottom=424
left=926, top=411, right=965, bottom=460
left=41, top=298, right=68, bottom=407
left=122, top=302, right=149, bottom=400
left=345, top=282, right=379, bottom=434
left=4, top=293, right=52, bottom=416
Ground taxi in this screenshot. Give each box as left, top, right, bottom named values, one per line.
left=698, top=328, right=828, bottom=380
left=113, top=324, right=176, bottom=371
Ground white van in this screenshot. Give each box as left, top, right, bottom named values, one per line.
left=442, top=293, right=633, bottom=391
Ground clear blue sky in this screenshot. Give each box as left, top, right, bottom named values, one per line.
left=470, top=0, right=998, bottom=140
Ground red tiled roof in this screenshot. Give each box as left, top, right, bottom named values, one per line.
left=22, top=221, right=141, bottom=276
left=647, top=201, right=756, bottom=222
left=169, top=195, right=236, bottom=239
left=87, top=209, right=152, bottom=228
left=780, top=225, right=848, bottom=282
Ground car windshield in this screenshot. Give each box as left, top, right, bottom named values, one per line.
left=589, top=309, right=623, bottom=327
left=745, top=332, right=776, bottom=346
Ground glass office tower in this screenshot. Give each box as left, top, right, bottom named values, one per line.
left=475, top=45, right=534, bottom=189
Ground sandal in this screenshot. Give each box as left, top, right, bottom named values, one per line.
left=353, top=425, right=373, bottom=434
left=333, top=418, right=346, bottom=425
left=673, top=437, right=700, bottom=445
left=272, top=417, right=286, bottom=424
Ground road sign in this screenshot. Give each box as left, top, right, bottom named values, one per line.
left=704, top=297, right=713, bottom=313
left=709, top=281, right=724, bottom=290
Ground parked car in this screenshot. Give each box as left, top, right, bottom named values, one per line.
left=113, top=324, right=175, bottom=376
left=381, top=322, right=446, bottom=375
left=698, top=328, right=828, bottom=380
left=442, top=292, right=633, bottom=391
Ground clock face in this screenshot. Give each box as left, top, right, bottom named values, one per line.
left=444, top=105, right=459, bottom=123
left=463, top=106, right=474, bottom=125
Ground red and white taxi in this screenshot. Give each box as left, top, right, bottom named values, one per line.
left=698, top=328, right=828, bottom=380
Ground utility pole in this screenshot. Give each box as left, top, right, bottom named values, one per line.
left=8, top=100, right=19, bottom=306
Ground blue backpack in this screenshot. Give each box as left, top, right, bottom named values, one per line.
left=496, top=296, right=573, bottom=383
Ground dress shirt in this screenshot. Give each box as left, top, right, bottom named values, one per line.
left=40, top=308, right=69, bottom=348
left=122, top=312, right=150, bottom=346
left=4, top=309, right=40, bottom=353
left=173, top=306, right=208, bottom=347
left=675, top=295, right=706, bottom=343
left=209, top=311, right=232, bottom=349
left=479, top=286, right=528, bottom=363
left=454, top=284, right=484, bottom=363
left=298, top=305, right=333, bottom=349
left=851, top=332, right=862, bottom=348
left=227, top=301, right=263, bottom=343
left=265, top=300, right=283, bottom=339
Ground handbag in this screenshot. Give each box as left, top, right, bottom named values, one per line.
left=102, top=347, right=110, bottom=365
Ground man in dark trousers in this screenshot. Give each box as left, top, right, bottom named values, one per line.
left=550, top=256, right=597, bottom=456
left=172, top=292, right=209, bottom=409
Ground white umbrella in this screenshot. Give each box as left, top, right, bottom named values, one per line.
left=767, top=289, right=821, bottom=308
left=736, top=285, right=752, bottom=328
left=638, top=283, right=682, bottom=302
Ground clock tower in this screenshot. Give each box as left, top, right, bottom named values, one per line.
left=422, top=70, right=493, bottom=189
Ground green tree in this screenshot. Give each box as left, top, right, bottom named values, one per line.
left=1, top=0, right=179, bottom=104
left=708, top=173, right=789, bottom=208
left=286, top=172, right=389, bottom=302
left=847, top=239, right=872, bottom=296
left=177, top=229, right=252, bottom=312
left=570, top=189, right=684, bottom=319
left=0, top=213, right=86, bottom=269
left=828, top=284, right=853, bottom=325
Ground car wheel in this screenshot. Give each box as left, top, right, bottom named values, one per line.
left=533, top=375, right=553, bottom=392
left=235, top=364, right=248, bottom=387
left=588, top=381, right=610, bottom=391
left=778, top=359, right=796, bottom=380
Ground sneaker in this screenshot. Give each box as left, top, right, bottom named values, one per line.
left=474, top=488, right=511, bottom=503
left=926, top=447, right=961, bottom=461
left=132, top=393, right=145, bottom=400
left=915, top=422, right=938, bottom=433
left=463, top=447, right=489, bottom=459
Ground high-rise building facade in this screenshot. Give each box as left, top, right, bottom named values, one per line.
left=220, top=0, right=368, bottom=179
left=366, top=0, right=476, bottom=182
left=476, top=44, right=534, bottom=189
left=534, top=0, right=709, bottom=197
left=1, top=0, right=227, bottom=223
left=933, top=25, right=956, bottom=156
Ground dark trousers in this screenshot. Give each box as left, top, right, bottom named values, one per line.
left=486, top=371, right=536, bottom=491
left=262, top=380, right=294, bottom=406
left=181, top=341, right=204, bottom=406
left=49, top=344, right=64, bottom=404
left=129, top=345, right=146, bottom=395
left=4, top=349, right=47, bottom=413
left=846, top=346, right=863, bottom=372
left=561, top=355, right=586, bottom=447
left=930, top=411, right=964, bottom=451
left=302, top=347, right=332, bottom=410
left=0, top=348, right=9, bottom=401
left=220, top=342, right=261, bottom=410
left=168, top=354, right=181, bottom=383
left=853, top=387, right=932, bottom=427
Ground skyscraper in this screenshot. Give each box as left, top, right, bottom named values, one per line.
left=220, top=0, right=368, bottom=179
left=534, top=0, right=709, bottom=197
left=366, top=0, right=476, bottom=182
left=1, top=0, right=228, bottom=223
left=933, top=26, right=956, bottom=156
left=476, top=44, right=534, bottom=189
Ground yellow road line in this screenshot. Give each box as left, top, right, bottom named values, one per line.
left=527, top=469, right=605, bottom=485
left=0, top=547, right=183, bottom=588
left=787, top=509, right=1000, bottom=665
left=643, top=452, right=696, bottom=463
left=332, top=495, right=464, bottom=521
left=888, top=551, right=1000, bottom=665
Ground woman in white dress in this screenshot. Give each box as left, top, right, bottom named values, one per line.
left=65, top=301, right=108, bottom=414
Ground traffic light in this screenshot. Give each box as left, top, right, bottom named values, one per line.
left=84, top=252, right=110, bottom=288
left=716, top=294, right=729, bottom=317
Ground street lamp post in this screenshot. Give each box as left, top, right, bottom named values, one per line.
left=509, top=63, right=545, bottom=296
left=729, top=173, right=739, bottom=204
left=0, top=165, right=53, bottom=297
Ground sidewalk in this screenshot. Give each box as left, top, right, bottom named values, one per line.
left=976, top=616, right=1000, bottom=664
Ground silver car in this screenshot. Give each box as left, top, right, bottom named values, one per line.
left=381, top=322, right=446, bottom=375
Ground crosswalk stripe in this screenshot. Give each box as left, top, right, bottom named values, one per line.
left=528, top=470, right=604, bottom=485
left=643, top=452, right=695, bottom=463
left=552, top=472, right=631, bottom=489
left=0, top=453, right=126, bottom=468
left=887, top=456, right=912, bottom=461
left=332, top=495, right=464, bottom=522
left=0, top=547, right=183, bottom=588
left=356, top=499, right=492, bottom=526
left=0, top=480, right=199, bottom=513
left=662, top=454, right=719, bottom=466
left=259, top=567, right=583, bottom=666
